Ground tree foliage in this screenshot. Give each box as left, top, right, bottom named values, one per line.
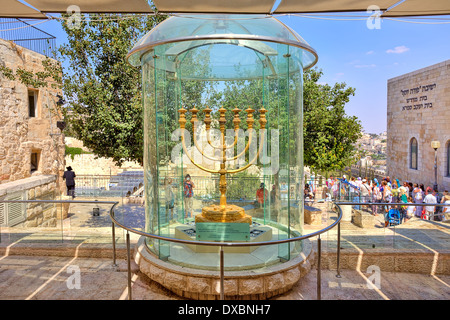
left=58, top=13, right=166, bottom=165
left=48, top=14, right=361, bottom=171
left=303, top=68, right=362, bottom=171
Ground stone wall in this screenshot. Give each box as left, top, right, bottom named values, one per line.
left=64, top=137, right=142, bottom=175
left=0, top=38, right=65, bottom=188
left=0, top=175, right=58, bottom=227
left=387, top=60, right=450, bottom=191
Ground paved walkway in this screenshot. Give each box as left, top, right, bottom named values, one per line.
left=0, top=255, right=448, bottom=300
left=0, top=199, right=449, bottom=300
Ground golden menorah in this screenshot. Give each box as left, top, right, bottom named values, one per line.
left=178, top=106, right=267, bottom=224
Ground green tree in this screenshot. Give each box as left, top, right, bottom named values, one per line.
left=58, top=13, right=166, bottom=165
left=204, top=68, right=361, bottom=172
left=303, top=68, right=362, bottom=172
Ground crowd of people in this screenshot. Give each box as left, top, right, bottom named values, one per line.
left=165, top=173, right=450, bottom=226
left=324, top=175, right=450, bottom=226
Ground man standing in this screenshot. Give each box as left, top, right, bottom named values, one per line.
left=423, top=187, right=437, bottom=220
left=63, top=166, right=76, bottom=199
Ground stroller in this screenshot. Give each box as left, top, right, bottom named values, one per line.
left=387, top=208, right=402, bottom=226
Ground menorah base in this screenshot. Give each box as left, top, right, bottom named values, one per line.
left=195, top=204, right=252, bottom=224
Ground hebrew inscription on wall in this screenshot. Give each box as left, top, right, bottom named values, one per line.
left=400, top=83, right=436, bottom=111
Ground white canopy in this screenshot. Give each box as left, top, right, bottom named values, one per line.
left=1, top=0, right=449, bottom=18
left=381, top=0, right=450, bottom=17
left=274, top=0, right=399, bottom=14
left=24, top=0, right=154, bottom=13
left=0, top=0, right=47, bottom=19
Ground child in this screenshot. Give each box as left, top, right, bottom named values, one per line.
left=405, top=196, right=415, bottom=222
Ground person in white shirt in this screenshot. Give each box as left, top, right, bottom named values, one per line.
left=405, top=196, right=415, bottom=222
left=423, top=187, right=437, bottom=220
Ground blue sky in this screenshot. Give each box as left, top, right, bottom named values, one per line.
left=35, top=13, right=450, bottom=134
left=278, top=14, right=450, bottom=134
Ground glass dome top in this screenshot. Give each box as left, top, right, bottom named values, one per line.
left=127, top=14, right=318, bottom=71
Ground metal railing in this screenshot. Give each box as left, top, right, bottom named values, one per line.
left=73, top=174, right=144, bottom=198
left=1, top=199, right=448, bottom=300
left=109, top=201, right=344, bottom=300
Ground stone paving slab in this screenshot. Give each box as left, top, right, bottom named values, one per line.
left=0, top=255, right=448, bottom=300
left=0, top=200, right=449, bottom=300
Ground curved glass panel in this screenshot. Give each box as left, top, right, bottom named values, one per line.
left=133, top=14, right=314, bottom=270
left=128, top=14, right=318, bottom=72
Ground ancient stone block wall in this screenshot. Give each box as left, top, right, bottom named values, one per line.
left=387, top=60, right=450, bottom=191
left=0, top=38, right=65, bottom=187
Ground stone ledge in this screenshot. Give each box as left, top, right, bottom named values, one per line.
left=304, top=205, right=322, bottom=226
left=0, top=175, right=56, bottom=197
left=134, top=236, right=315, bottom=300
left=352, top=209, right=376, bottom=228
left=321, top=250, right=450, bottom=275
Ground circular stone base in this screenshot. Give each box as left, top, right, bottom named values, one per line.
left=134, top=236, right=315, bottom=300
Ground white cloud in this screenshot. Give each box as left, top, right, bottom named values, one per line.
left=366, top=50, right=375, bottom=55
left=386, top=45, right=410, bottom=54
left=354, top=64, right=376, bottom=68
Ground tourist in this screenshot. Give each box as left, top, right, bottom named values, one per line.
left=256, top=183, right=269, bottom=208
left=413, top=184, right=424, bottom=218
left=332, top=178, right=339, bottom=200
left=442, top=194, right=450, bottom=221
left=63, top=166, right=76, bottom=199
left=360, top=178, right=371, bottom=206
left=433, top=188, right=442, bottom=221
left=164, top=177, right=175, bottom=222
left=423, top=187, right=437, bottom=220
left=391, top=183, right=400, bottom=203
left=280, top=181, right=289, bottom=201
left=270, top=184, right=279, bottom=206
left=405, top=196, right=415, bottom=222
left=386, top=176, right=392, bottom=188
left=349, top=177, right=360, bottom=208
left=355, top=177, right=362, bottom=190
left=398, top=187, right=408, bottom=222
left=326, top=175, right=334, bottom=188
left=372, top=181, right=381, bottom=216
left=380, top=180, right=392, bottom=227
left=433, top=189, right=443, bottom=221
left=183, top=174, right=195, bottom=219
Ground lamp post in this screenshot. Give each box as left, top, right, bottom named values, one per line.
left=431, top=141, right=440, bottom=190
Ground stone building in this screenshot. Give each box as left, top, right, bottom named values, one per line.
left=387, top=59, right=450, bottom=191
left=0, top=38, right=65, bottom=227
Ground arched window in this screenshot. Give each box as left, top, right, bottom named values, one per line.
left=410, top=138, right=418, bottom=170
left=447, top=141, right=450, bottom=177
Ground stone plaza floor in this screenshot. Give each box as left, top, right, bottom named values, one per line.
left=0, top=198, right=449, bottom=300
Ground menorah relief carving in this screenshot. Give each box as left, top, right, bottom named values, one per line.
left=178, top=106, right=267, bottom=225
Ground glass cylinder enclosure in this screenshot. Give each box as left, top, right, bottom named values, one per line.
left=128, top=14, right=317, bottom=269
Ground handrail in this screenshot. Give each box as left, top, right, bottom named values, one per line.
left=108, top=202, right=342, bottom=248
left=2, top=199, right=448, bottom=301
left=108, top=200, right=343, bottom=300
